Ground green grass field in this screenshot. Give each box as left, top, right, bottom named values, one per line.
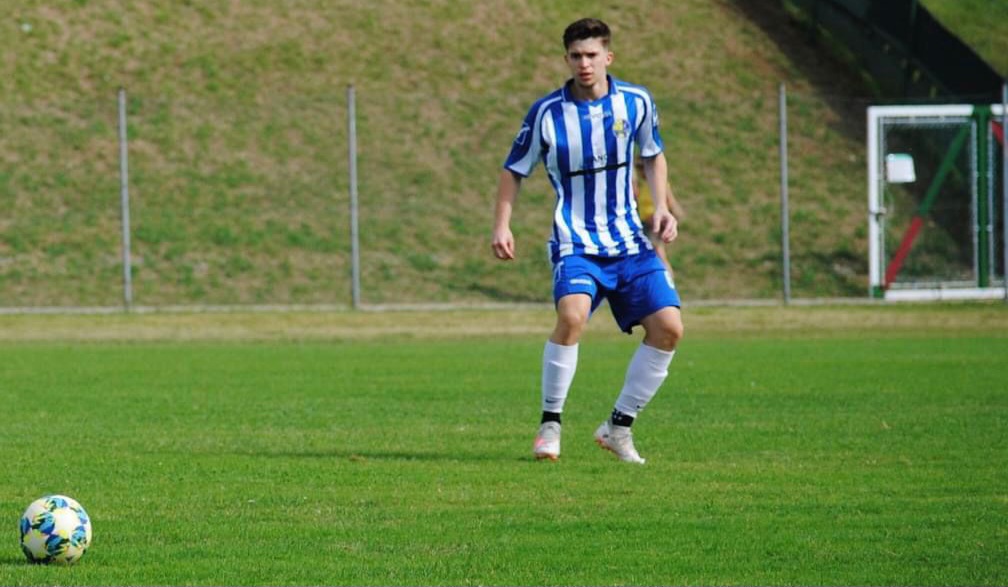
left=1, top=305, right=1007, bottom=585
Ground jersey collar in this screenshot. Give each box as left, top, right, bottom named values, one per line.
left=562, top=74, right=618, bottom=103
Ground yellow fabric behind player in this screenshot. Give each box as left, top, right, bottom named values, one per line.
left=636, top=181, right=655, bottom=221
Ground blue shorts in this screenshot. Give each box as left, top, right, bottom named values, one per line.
left=552, top=250, right=681, bottom=334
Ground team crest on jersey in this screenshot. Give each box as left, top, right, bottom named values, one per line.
left=514, top=123, right=531, bottom=146
left=612, top=118, right=629, bottom=138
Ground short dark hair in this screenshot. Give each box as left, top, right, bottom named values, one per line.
left=563, top=18, right=611, bottom=50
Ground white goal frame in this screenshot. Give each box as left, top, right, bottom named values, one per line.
left=867, top=103, right=1007, bottom=301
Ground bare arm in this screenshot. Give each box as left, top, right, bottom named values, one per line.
left=642, top=153, right=678, bottom=243
left=492, top=169, right=522, bottom=260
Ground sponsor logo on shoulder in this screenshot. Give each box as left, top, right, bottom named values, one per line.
left=514, top=123, right=531, bottom=146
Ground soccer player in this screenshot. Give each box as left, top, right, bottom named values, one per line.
left=491, top=18, right=683, bottom=464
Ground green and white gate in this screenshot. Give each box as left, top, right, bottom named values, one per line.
left=867, top=104, right=1007, bottom=300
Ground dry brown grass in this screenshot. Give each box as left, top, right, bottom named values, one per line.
left=2, top=302, right=1005, bottom=342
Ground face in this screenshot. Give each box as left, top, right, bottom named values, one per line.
left=564, top=37, right=612, bottom=92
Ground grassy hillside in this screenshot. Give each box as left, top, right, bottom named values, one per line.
left=922, top=0, right=1008, bottom=77
left=1, top=1, right=874, bottom=307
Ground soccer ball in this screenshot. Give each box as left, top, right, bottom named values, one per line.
left=19, top=495, right=92, bottom=565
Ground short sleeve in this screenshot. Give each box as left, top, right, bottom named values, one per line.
left=635, top=91, right=664, bottom=158
left=503, top=104, right=544, bottom=177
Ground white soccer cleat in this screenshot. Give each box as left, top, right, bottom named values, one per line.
left=594, top=420, right=646, bottom=464
left=533, top=421, right=561, bottom=461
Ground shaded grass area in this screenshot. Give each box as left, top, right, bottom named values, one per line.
left=922, top=0, right=1008, bottom=77
left=0, top=305, right=1006, bottom=585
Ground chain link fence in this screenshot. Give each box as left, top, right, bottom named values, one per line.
left=1, top=83, right=875, bottom=311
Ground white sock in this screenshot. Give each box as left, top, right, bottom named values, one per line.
left=542, top=341, right=578, bottom=414
left=614, top=343, right=675, bottom=418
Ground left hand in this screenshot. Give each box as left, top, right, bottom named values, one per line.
left=651, top=209, right=678, bottom=243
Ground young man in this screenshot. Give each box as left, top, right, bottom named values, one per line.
left=491, top=18, right=684, bottom=464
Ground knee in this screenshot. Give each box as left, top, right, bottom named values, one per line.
left=646, top=313, right=684, bottom=351
left=657, top=323, right=684, bottom=350
left=667, top=319, right=684, bottom=347
left=552, top=306, right=589, bottom=345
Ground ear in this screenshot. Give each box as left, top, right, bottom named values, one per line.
left=605, top=50, right=614, bottom=66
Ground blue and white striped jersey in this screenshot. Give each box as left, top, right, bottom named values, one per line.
left=504, top=75, right=664, bottom=260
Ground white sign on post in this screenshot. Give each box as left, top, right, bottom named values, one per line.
left=885, top=153, right=916, bottom=183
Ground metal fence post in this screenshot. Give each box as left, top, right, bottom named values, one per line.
left=117, top=87, right=133, bottom=310
left=348, top=85, right=361, bottom=309
left=1002, top=81, right=1007, bottom=302
left=779, top=83, right=792, bottom=304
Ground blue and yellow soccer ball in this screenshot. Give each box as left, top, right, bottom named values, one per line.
left=19, top=495, right=92, bottom=565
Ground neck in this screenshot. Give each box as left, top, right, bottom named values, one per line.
left=570, top=76, right=608, bottom=101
